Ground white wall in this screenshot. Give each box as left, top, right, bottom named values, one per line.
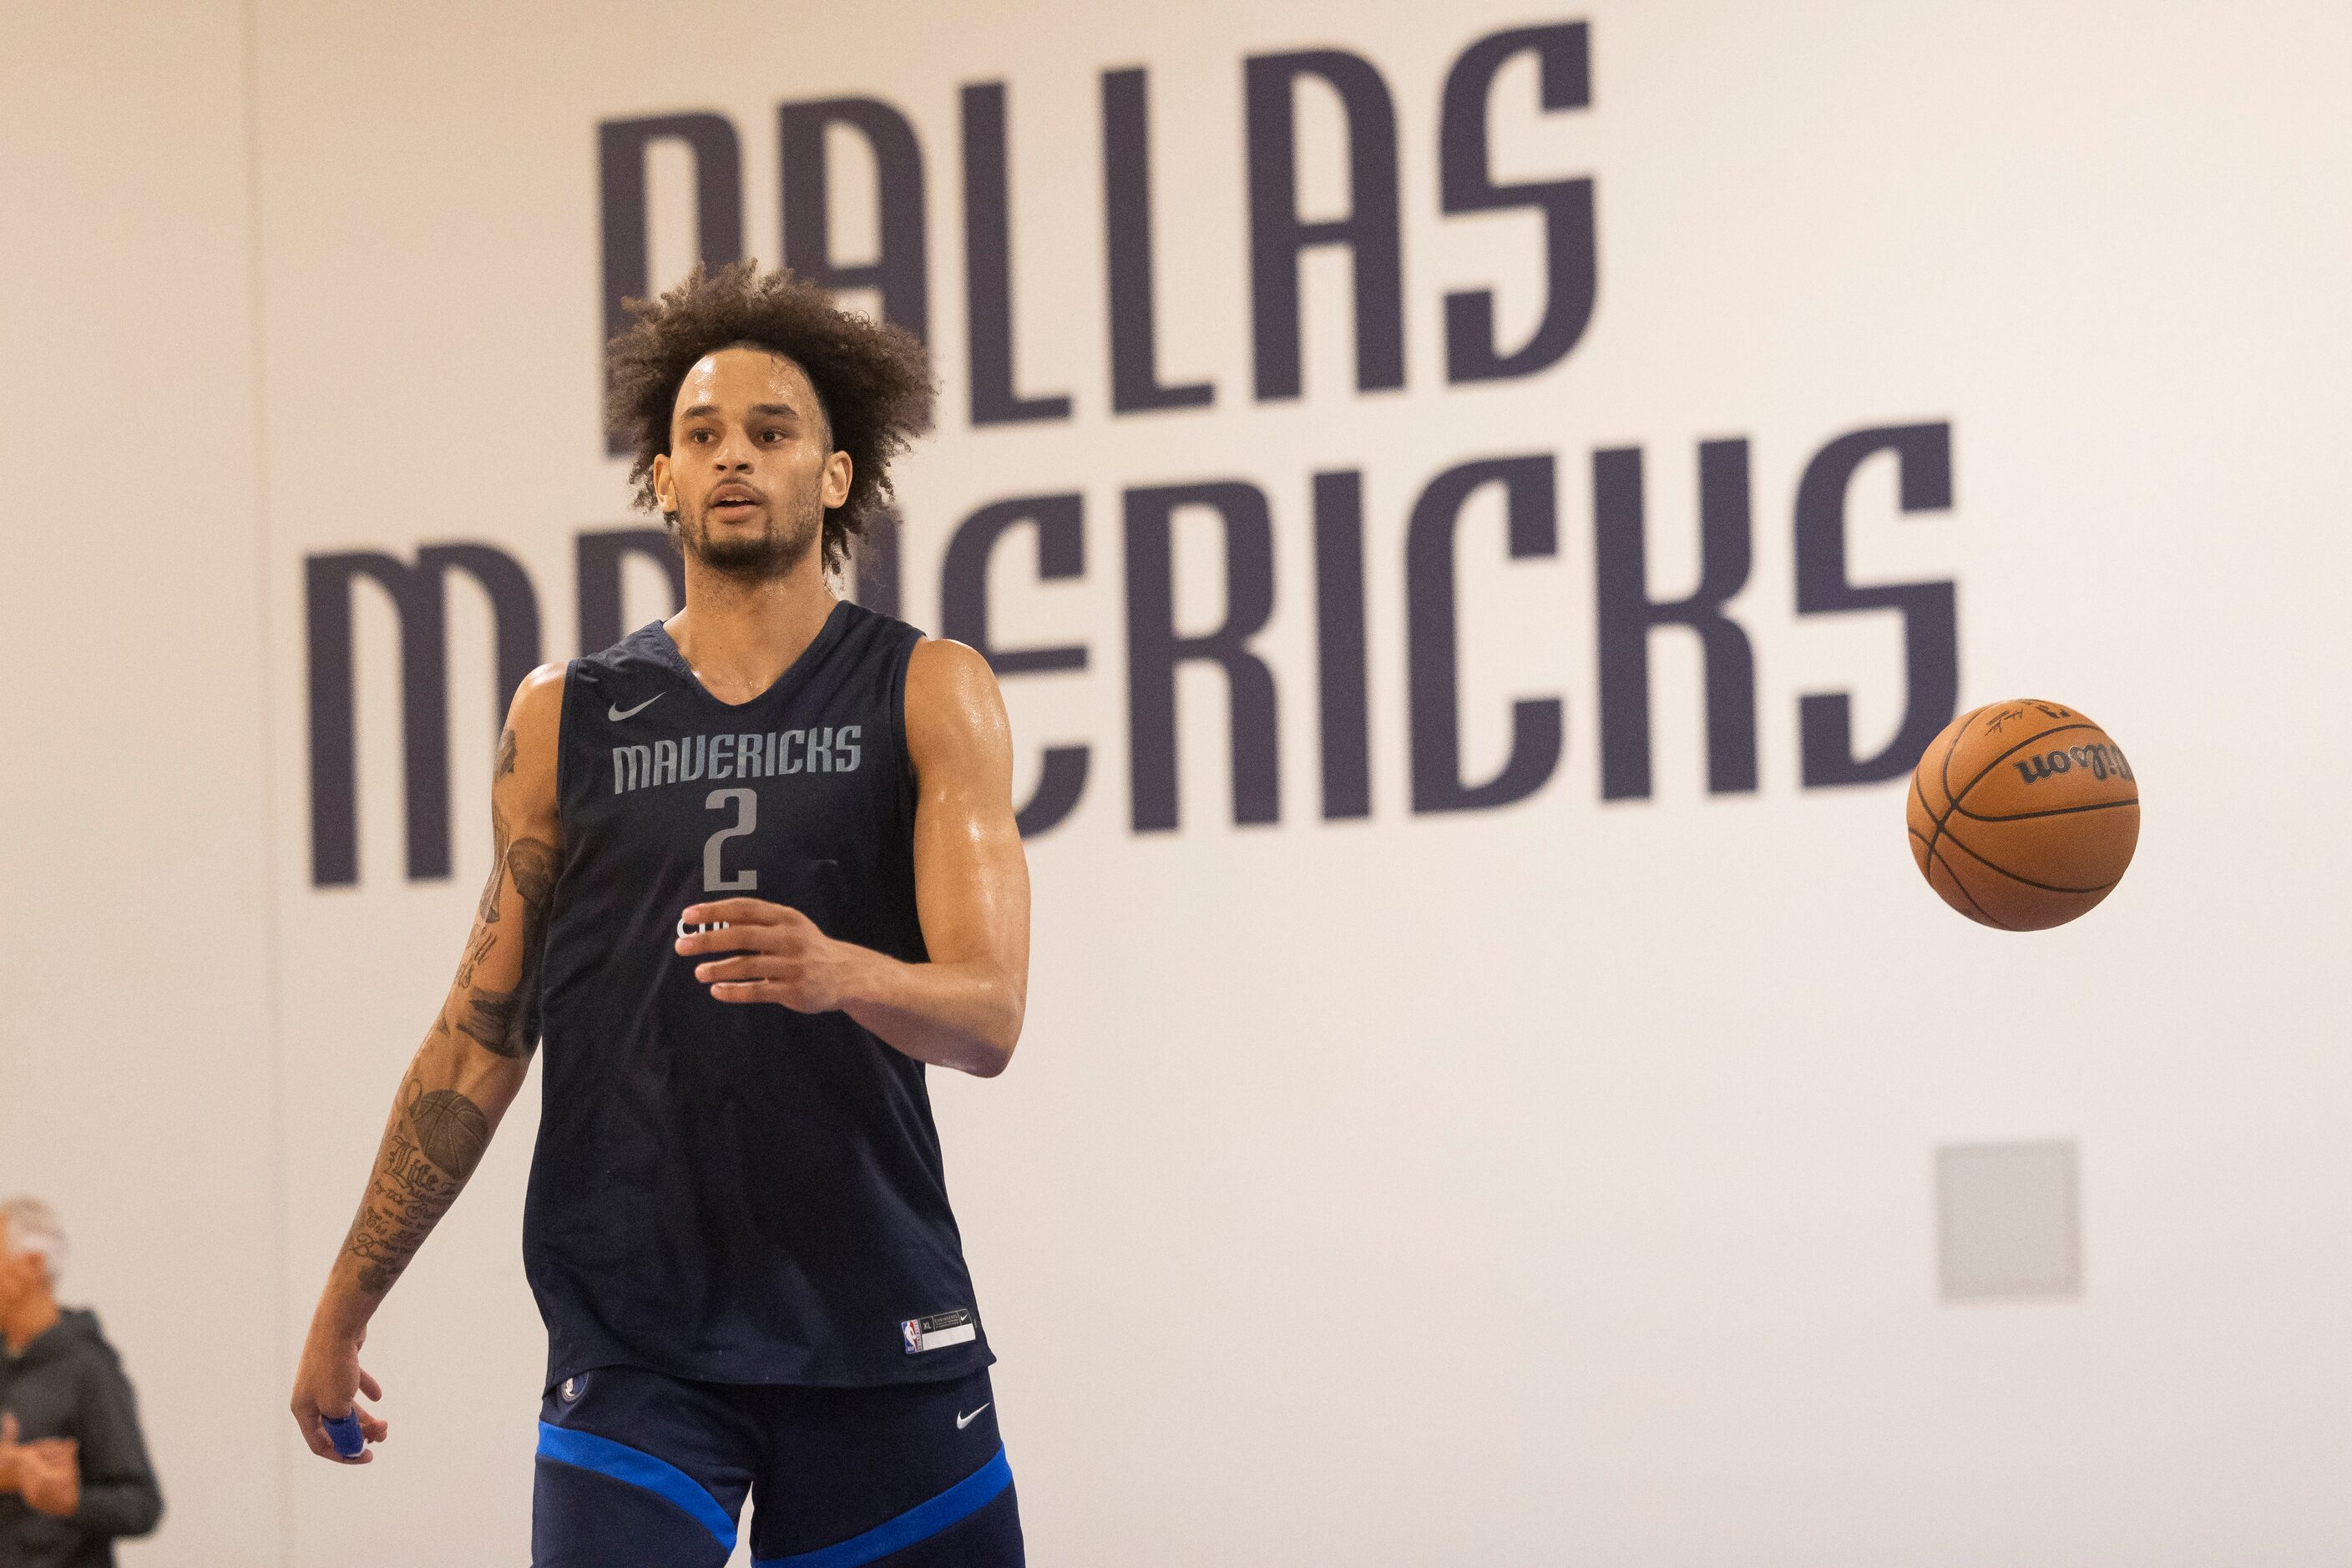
left=4, top=1, right=2350, bottom=1562
left=0, top=3, right=284, bottom=1562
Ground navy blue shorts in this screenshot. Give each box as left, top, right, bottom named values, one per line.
left=532, top=1364, right=1023, bottom=1567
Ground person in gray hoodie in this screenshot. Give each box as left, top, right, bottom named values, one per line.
left=0, top=1199, right=160, bottom=1568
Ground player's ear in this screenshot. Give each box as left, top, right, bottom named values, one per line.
left=650, top=451, right=677, bottom=513
left=822, top=449, right=852, bottom=511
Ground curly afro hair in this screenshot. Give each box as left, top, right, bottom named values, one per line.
left=605, top=261, right=936, bottom=574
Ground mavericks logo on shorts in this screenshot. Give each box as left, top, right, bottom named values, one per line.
left=901, top=1308, right=977, bottom=1354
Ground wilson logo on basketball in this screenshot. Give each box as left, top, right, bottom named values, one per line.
left=2013, top=743, right=2135, bottom=787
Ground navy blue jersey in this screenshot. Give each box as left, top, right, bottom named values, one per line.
left=524, top=601, right=991, bottom=1390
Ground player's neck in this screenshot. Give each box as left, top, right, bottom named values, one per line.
left=667, top=557, right=838, bottom=706
left=2, top=1292, right=58, bottom=1357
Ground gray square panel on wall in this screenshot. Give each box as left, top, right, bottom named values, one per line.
left=1935, top=1141, right=2081, bottom=1302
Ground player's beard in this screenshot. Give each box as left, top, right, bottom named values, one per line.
left=676, top=486, right=823, bottom=583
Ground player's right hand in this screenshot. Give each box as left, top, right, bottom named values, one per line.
left=13, top=1432, right=79, bottom=1518
left=290, top=1323, right=391, bottom=1464
left=0, top=1413, right=77, bottom=1495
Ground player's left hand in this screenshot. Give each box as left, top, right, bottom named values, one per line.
left=0, top=1416, right=76, bottom=1509
left=677, top=899, right=859, bottom=1013
left=13, top=1430, right=80, bottom=1519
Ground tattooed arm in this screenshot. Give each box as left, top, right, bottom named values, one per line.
left=289, top=662, right=567, bottom=1464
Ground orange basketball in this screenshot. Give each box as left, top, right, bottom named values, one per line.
left=1906, top=699, right=2140, bottom=930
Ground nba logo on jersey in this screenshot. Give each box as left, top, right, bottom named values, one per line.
left=901, top=1308, right=977, bottom=1354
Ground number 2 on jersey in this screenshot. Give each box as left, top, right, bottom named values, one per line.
left=703, top=788, right=758, bottom=892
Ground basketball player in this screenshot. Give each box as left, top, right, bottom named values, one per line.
left=289, top=263, right=1029, bottom=1566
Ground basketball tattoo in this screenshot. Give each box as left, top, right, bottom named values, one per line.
left=339, top=726, right=554, bottom=1296
left=412, top=1090, right=491, bottom=1181
left=344, top=1075, right=479, bottom=1297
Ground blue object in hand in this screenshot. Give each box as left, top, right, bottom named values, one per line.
left=323, top=1409, right=364, bottom=1459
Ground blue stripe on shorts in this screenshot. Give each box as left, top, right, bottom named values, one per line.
left=536, top=1420, right=740, bottom=1552
left=754, top=1446, right=1013, bottom=1567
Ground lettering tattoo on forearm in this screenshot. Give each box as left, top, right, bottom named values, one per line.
left=338, top=727, right=543, bottom=1300
left=341, top=1075, right=491, bottom=1297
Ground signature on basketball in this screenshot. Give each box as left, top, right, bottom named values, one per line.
left=1983, top=701, right=2074, bottom=735
left=2012, top=741, right=2133, bottom=786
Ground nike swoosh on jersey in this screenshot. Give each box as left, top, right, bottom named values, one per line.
left=955, top=1404, right=990, bottom=1430
left=608, top=695, right=663, bottom=721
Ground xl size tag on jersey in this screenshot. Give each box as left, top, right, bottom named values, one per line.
left=901, top=1308, right=976, bottom=1354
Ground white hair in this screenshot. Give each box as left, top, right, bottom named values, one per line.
left=1, top=1197, right=66, bottom=1285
